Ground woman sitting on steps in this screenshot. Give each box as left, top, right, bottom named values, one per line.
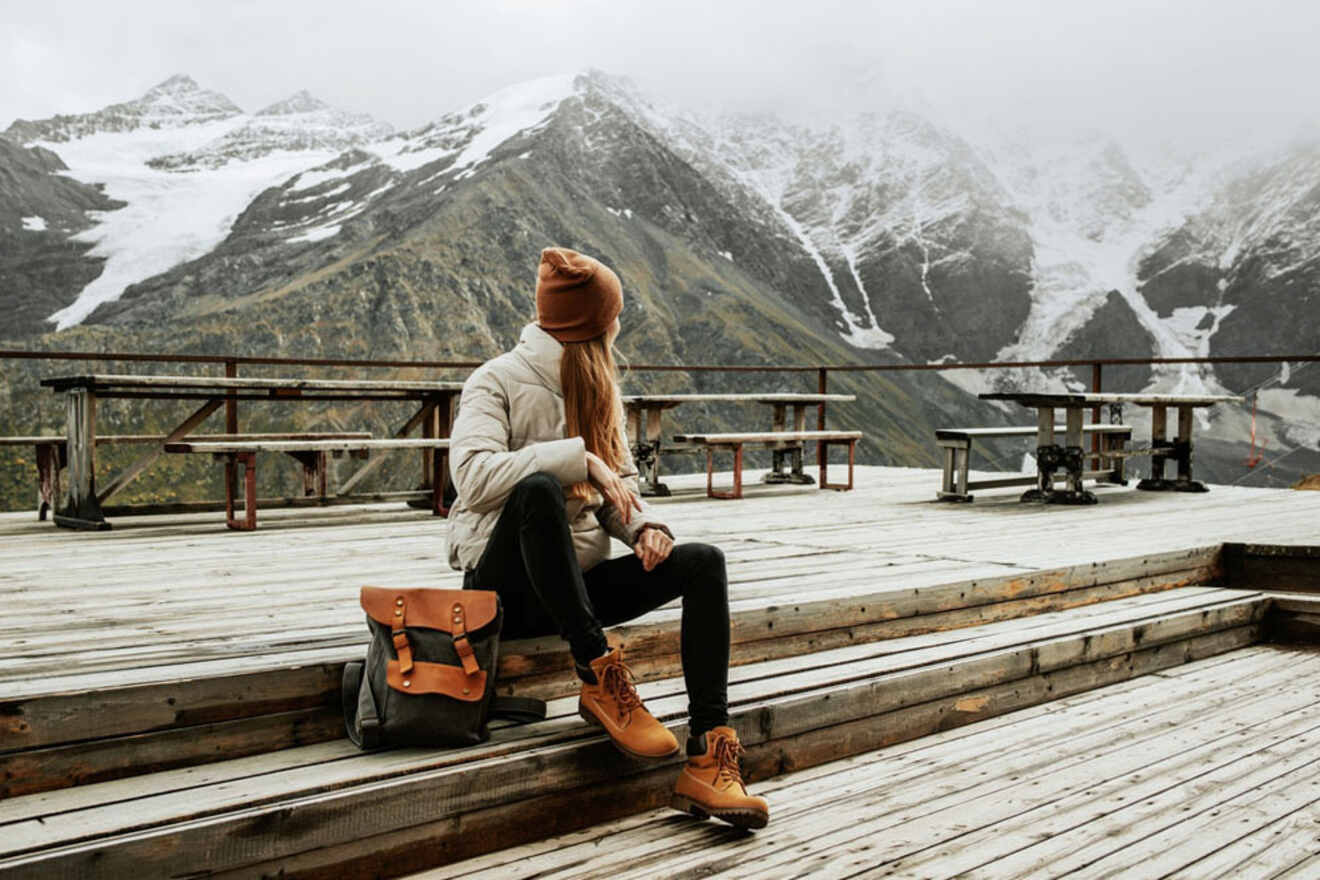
left=445, top=246, right=769, bottom=830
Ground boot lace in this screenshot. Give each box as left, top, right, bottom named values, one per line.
left=600, top=659, right=644, bottom=721
left=713, top=734, right=746, bottom=788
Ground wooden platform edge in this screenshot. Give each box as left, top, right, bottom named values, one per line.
left=0, top=547, right=1227, bottom=798
left=0, top=610, right=1262, bottom=879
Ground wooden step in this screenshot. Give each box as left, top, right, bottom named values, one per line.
left=433, top=644, right=1320, bottom=880
left=0, top=588, right=1266, bottom=878
left=0, top=548, right=1222, bottom=797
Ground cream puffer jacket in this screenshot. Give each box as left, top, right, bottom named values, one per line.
left=445, top=323, right=672, bottom=572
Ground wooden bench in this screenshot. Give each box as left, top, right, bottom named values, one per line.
left=980, top=392, right=1242, bottom=503
left=622, top=393, right=856, bottom=496
left=0, top=433, right=371, bottom=521
left=671, top=430, right=863, bottom=499
left=164, top=438, right=451, bottom=530
left=936, top=424, right=1132, bottom=502
left=41, top=374, right=462, bottom=530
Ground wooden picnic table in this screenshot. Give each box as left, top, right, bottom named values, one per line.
left=39, top=374, right=464, bottom=530
left=979, top=392, right=1243, bottom=504
left=620, top=393, right=856, bottom=496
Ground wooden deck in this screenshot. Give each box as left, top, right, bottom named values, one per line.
left=3, top=464, right=1317, bottom=692
left=2, top=466, right=1319, bottom=877
left=434, top=643, right=1320, bottom=880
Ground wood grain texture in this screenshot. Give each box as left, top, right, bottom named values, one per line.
left=432, top=643, right=1320, bottom=880
left=0, top=619, right=1258, bottom=877
left=0, top=466, right=1316, bottom=874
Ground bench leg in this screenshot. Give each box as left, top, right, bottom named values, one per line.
left=647, top=443, right=670, bottom=497
left=1142, top=406, right=1207, bottom=493
left=636, top=440, right=671, bottom=497
left=706, top=444, right=743, bottom=500
left=1027, top=409, right=1095, bottom=505
left=309, top=451, right=327, bottom=498
left=53, top=451, right=61, bottom=523
left=408, top=402, right=442, bottom=510
left=35, top=442, right=60, bottom=521
left=433, top=448, right=450, bottom=517
left=289, top=450, right=328, bottom=499
left=936, top=440, right=974, bottom=501
left=820, top=440, right=855, bottom=491
left=637, top=406, right=671, bottom=497
left=54, top=389, right=110, bottom=530
left=764, top=446, right=814, bottom=485
left=1139, top=405, right=1170, bottom=491
left=1171, top=406, right=1208, bottom=492
left=225, top=452, right=257, bottom=531
left=1101, top=432, right=1129, bottom=485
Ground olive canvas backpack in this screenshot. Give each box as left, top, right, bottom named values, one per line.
left=343, top=586, right=545, bottom=749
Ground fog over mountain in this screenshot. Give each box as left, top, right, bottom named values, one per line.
left=5, top=0, right=1318, bottom=151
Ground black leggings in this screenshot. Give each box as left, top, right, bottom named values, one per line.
left=463, top=471, right=730, bottom=735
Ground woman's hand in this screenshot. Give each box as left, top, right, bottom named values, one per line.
left=585, top=450, right=642, bottom=525
left=634, top=526, right=674, bottom=572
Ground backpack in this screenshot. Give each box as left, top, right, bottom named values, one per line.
left=343, top=586, right=546, bottom=749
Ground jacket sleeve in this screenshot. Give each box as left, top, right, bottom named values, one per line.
left=595, top=400, right=673, bottom=546
left=449, top=367, right=588, bottom=514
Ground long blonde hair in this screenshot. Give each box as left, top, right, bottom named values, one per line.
left=561, top=334, right=628, bottom=501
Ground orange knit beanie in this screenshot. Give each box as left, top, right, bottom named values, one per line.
left=535, top=247, right=623, bottom=343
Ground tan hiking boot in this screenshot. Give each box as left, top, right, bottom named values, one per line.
left=578, top=647, right=680, bottom=760
left=672, top=726, right=769, bottom=829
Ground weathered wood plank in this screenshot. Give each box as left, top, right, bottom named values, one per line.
left=621, top=393, right=855, bottom=404
left=4, top=625, right=1255, bottom=879
left=673, top=430, right=862, bottom=444
left=165, top=439, right=452, bottom=454
left=0, top=607, right=1258, bottom=873
left=936, top=424, right=1133, bottom=439
left=41, top=374, right=463, bottom=393
left=432, top=644, right=1319, bottom=880
left=981, top=391, right=1243, bottom=407
left=0, top=571, right=1225, bottom=757
left=542, top=643, right=1311, bottom=880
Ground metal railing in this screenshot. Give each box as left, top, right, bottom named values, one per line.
left=5, top=347, right=1317, bottom=444
left=2, top=347, right=1316, bottom=503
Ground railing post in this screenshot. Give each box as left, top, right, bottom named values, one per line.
left=225, top=359, right=238, bottom=435
left=1090, top=362, right=1102, bottom=469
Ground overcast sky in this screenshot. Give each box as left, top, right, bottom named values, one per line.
left=4, top=0, right=1317, bottom=150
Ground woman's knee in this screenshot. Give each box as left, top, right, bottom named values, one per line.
left=509, top=471, right=564, bottom=510
left=677, top=542, right=727, bottom=592
left=684, top=542, right=725, bottom=570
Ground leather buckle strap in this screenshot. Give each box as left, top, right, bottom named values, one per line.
left=454, top=635, right=480, bottom=676
left=451, top=601, right=481, bottom=677
left=391, top=596, right=413, bottom=675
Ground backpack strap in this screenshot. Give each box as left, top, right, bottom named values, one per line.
left=490, top=695, right=547, bottom=724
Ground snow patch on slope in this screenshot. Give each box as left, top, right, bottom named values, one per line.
left=988, top=134, right=1238, bottom=395
left=21, top=216, right=47, bottom=231
left=705, top=123, right=896, bottom=350
left=382, top=74, right=576, bottom=174
left=291, top=160, right=374, bottom=191
left=757, top=171, right=894, bottom=349
left=42, top=121, right=338, bottom=328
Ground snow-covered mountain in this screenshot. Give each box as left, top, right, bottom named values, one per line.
left=149, top=89, right=393, bottom=170
left=2, top=74, right=392, bottom=329
left=2, top=69, right=1317, bottom=489
left=4, top=74, right=242, bottom=144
